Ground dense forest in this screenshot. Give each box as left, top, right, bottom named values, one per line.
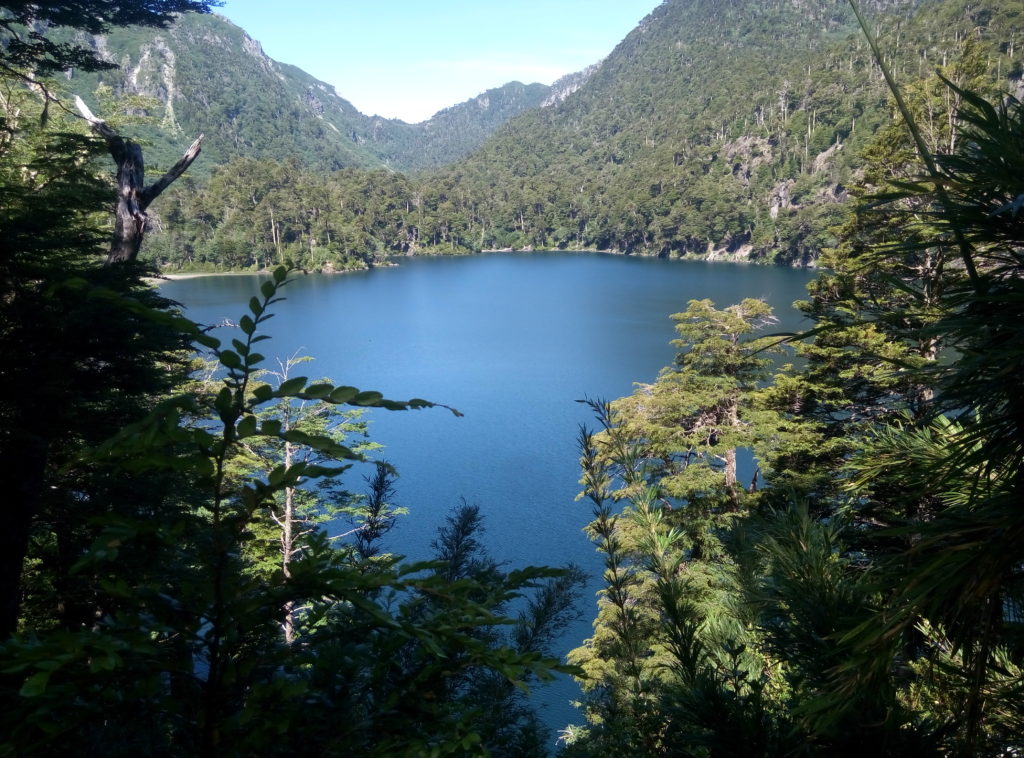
left=71, top=0, right=1024, bottom=271
left=61, top=11, right=558, bottom=177
left=2, top=0, right=1024, bottom=757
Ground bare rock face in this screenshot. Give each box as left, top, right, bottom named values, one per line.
left=119, top=36, right=181, bottom=132
left=69, top=13, right=554, bottom=173
left=304, top=86, right=326, bottom=116
left=241, top=33, right=264, bottom=60
left=812, top=140, right=843, bottom=173
left=770, top=179, right=796, bottom=221
left=723, top=136, right=773, bottom=187
left=542, top=63, right=601, bottom=107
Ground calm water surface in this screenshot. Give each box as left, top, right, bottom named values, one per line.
left=161, top=251, right=815, bottom=737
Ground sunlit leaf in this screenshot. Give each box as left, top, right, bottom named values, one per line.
left=277, top=376, right=307, bottom=395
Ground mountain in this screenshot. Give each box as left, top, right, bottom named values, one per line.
left=404, top=82, right=553, bottom=171
left=428, top=0, right=1023, bottom=263
left=64, top=12, right=554, bottom=175
left=132, top=0, right=1023, bottom=272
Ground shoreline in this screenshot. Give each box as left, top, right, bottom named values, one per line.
left=146, top=263, right=392, bottom=282
left=146, top=249, right=815, bottom=282
left=147, top=270, right=265, bottom=282
left=144, top=270, right=274, bottom=285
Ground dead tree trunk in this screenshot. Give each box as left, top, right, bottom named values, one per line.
left=75, top=96, right=203, bottom=265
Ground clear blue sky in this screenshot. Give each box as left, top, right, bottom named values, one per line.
left=216, top=1, right=661, bottom=123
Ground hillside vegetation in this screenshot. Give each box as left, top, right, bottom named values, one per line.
left=4, top=1, right=1024, bottom=755
left=129, top=0, right=1024, bottom=271
left=432, top=0, right=1022, bottom=263
left=67, top=12, right=555, bottom=175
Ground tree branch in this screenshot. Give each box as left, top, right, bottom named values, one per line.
left=73, top=95, right=119, bottom=142
left=73, top=95, right=202, bottom=263
left=141, top=133, right=203, bottom=208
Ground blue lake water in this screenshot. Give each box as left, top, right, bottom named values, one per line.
left=160, top=251, right=815, bottom=743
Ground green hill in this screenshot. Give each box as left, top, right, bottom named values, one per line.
left=65, top=12, right=555, bottom=175
left=124, top=0, right=1022, bottom=270
left=431, top=0, right=1023, bottom=263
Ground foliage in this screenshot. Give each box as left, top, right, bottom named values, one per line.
left=59, top=0, right=1024, bottom=271
left=0, top=54, right=199, bottom=636
left=0, top=267, right=584, bottom=757
left=0, top=0, right=217, bottom=78
left=66, top=12, right=551, bottom=177
left=142, top=160, right=453, bottom=271
left=5, top=4, right=1024, bottom=757
left=417, top=0, right=1022, bottom=263
left=0, top=5, right=585, bottom=757
left=562, top=61, right=1024, bottom=756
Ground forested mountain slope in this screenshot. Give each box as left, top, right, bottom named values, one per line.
left=139, top=0, right=1022, bottom=272
left=431, top=0, right=1023, bottom=263
left=66, top=12, right=554, bottom=174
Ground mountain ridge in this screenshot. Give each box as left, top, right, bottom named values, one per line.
left=423, top=0, right=1021, bottom=262
left=103, top=0, right=1023, bottom=271
left=66, top=11, right=560, bottom=174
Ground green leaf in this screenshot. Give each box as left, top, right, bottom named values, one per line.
left=268, top=465, right=286, bottom=487
left=248, top=296, right=263, bottom=317
left=251, top=384, right=274, bottom=402
left=236, top=415, right=258, bottom=439
left=214, top=387, right=233, bottom=414
left=239, top=315, right=256, bottom=335
left=260, top=281, right=276, bottom=299
left=273, top=266, right=288, bottom=283
left=329, top=386, right=359, bottom=403
left=277, top=377, right=307, bottom=395
left=89, top=653, right=119, bottom=673
left=261, top=420, right=283, bottom=436
left=195, top=333, right=221, bottom=350
left=282, top=430, right=357, bottom=460
left=20, top=672, right=50, bottom=698
left=303, top=383, right=333, bottom=399
left=219, top=350, right=242, bottom=370
left=352, top=391, right=384, bottom=406
left=303, top=464, right=351, bottom=478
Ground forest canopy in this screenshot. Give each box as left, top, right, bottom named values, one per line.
left=0, top=1, right=1023, bottom=756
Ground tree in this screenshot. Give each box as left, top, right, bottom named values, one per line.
left=75, top=96, right=204, bottom=264
left=565, top=301, right=795, bottom=756
left=0, top=1, right=217, bottom=78
left=352, top=461, right=404, bottom=561
left=0, top=84, right=192, bottom=635
left=216, top=354, right=381, bottom=643
left=608, top=298, right=780, bottom=512
left=0, top=0, right=213, bottom=636
left=803, top=24, right=1024, bottom=744
left=1, top=267, right=582, bottom=757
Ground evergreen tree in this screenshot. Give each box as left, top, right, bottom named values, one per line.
left=564, top=36, right=1024, bottom=758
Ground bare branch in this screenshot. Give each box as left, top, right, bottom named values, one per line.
left=73, top=95, right=119, bottom=141
left=72, top=95, right=203, bottom=263
left=141, top=134, right=203, bottom=207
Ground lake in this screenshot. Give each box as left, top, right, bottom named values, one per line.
left=160, top=251, right=815, bottom=741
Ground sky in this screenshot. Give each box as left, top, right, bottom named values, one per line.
left=215, top=0, right=661, bottom=124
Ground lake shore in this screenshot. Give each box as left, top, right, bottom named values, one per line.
left=147, top=270, right=263, bottom=281
left=145, top=248, right=812, bottom=285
